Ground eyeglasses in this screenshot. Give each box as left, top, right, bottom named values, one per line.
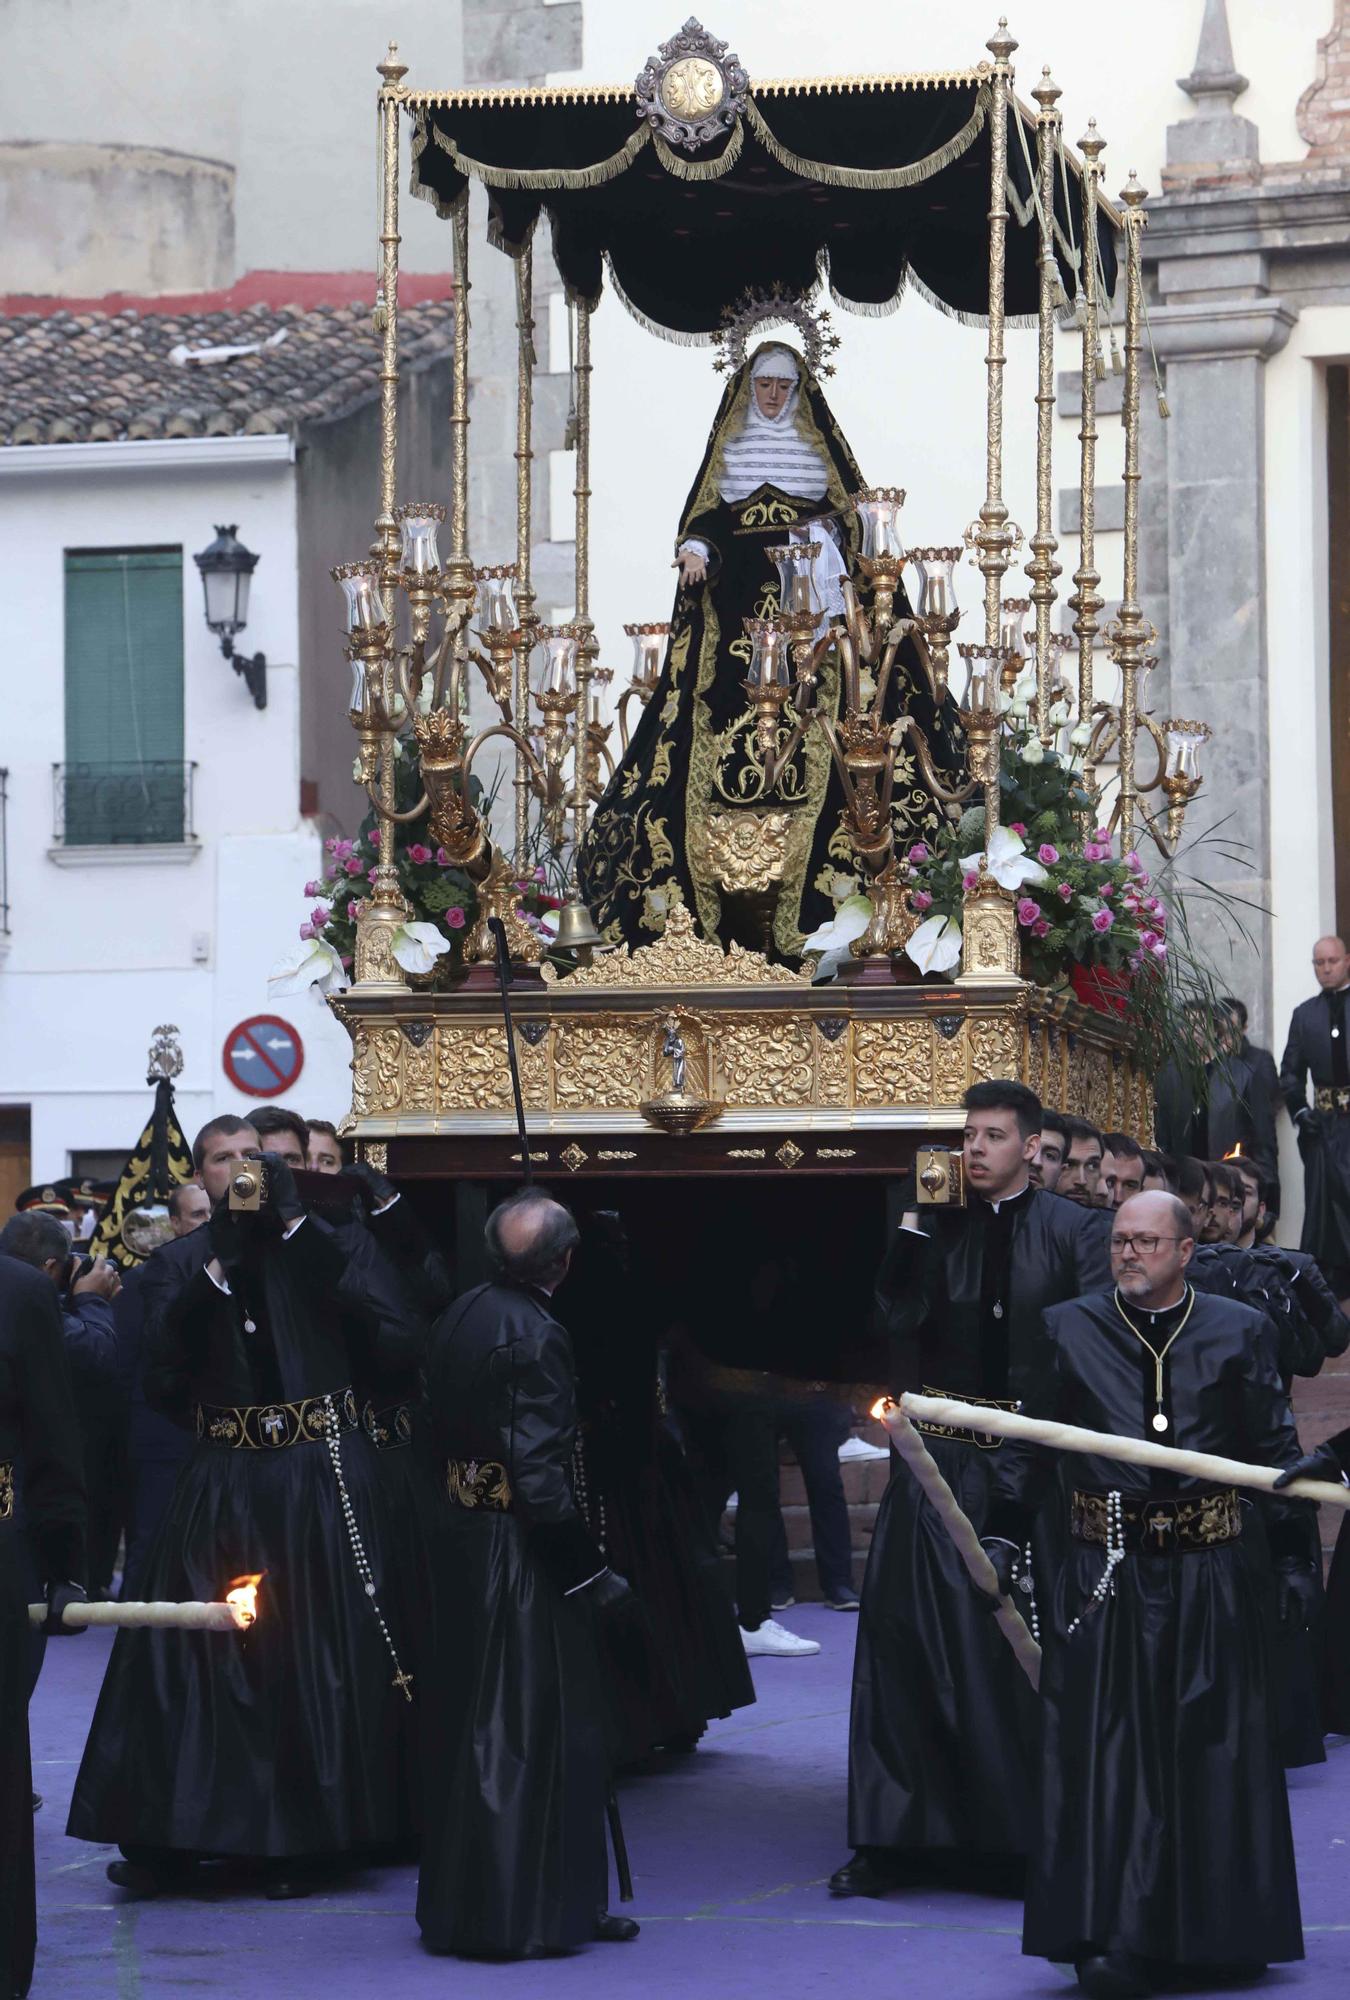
left=1109, top=1233, right=1188, bottom=1255
left=1209, top=1196, right=1240, bottom=1212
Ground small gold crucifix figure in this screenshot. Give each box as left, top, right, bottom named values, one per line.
left=392, top=1669, right=414, bottom=1702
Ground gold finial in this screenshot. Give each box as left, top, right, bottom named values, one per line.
left=378, top=41, right=408, bottom=88
left=1032, top=66, right=1061, bottom=113
left=987, top=16, right=1018, bottom=63
left=1121, top=168, right=1148, bottom=207
left=1079, top=116, right=1106, bottom=160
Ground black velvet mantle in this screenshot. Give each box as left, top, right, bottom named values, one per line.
left=408, top=74, right=1119, bottom=334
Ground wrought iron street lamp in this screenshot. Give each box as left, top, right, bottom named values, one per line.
left=194, top=524, right=267, bottom=711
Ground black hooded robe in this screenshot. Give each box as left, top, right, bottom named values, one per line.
left=847, top=1186, right=1111, bottom=1861
left=579, top=342, right=962, bottom=959
left=1280, top=990, right=1350, bottom=1290
left=991, top=1288, right=1305, bottom=1971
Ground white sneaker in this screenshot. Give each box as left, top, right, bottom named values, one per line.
left=838, top=1437, right=889, bottom=1462
left=740, top=1619, right=821, bottom=1657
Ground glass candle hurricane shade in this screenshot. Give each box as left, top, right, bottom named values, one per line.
left=1164, top=719, right=1210, bottom=781
left=852, top=487, right=907, bottom=564
left=907, top=547, right=961, bottom=621
left=396, top=503, right=445, bottom=577
left=624, top=623, right=671, bottom=689
left=767, top=541, right=824, bottom=621
left=743, top=620, right=792, bottom=687
left=476, top=567, right=518, bottom=635
left=333, top=564, right=385, bottom=635
left=538, top=628, right=580, bottom=693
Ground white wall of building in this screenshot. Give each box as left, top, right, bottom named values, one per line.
left=0, top=438, right=353, bottom=1177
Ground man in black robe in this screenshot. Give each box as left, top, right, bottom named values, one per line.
left=1, top=1255, right=86, bottom=2000
left=1156, top=1002, right=1279, bottom=1188
left=416, top=1190, right=639, bottom=1959
left=984, top=1191, right=1308, bottom=1997
left=67, top=1114, right=422, bottom=1898
left=1281, top=934, right=1350, bottom=1305
left=833, top=1079, right=1111, bottom=1898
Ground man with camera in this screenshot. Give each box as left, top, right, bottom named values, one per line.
left=67, top=1112, right=423, bottom=1900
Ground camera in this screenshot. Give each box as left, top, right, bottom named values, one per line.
left=228, top=1162, right=270, bottom=1212
left=60, top=1252, right=95, bottom=1297
left=915, top=1145, right=965, bottom=1206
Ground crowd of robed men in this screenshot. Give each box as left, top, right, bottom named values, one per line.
left=2, top=936, right=1350, bottom=1995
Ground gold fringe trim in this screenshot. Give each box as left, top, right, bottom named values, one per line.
left=603, top=257, right=714, bottom=345
left=652, top=122, right=745, bottom=181
left=744, top=87, right=989, bottom=192
left=408, top=112, right=467, bottom=222
left=402, top=66, right=989, bottom=110
left=428, top=117, right=650, bottom=190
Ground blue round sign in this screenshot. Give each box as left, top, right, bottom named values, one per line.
left=223, top=1015, right=305, bottom=1099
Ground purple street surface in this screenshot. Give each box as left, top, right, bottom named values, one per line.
left=28, top=1605, right=1350, bottom=1999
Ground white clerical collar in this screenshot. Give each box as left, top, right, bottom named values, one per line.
left=988, top=1179, right=1032, bottom=1213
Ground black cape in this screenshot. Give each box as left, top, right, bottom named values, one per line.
left=578, top=341, right=962, bottom=958
left=1, top=1256, right=86, bottom=1999
left=848, top=1186, right=1111, bottom=1858
left=67, top=1215, right=420, bottom=1861
left=1280, top=991, right=1350, bottom=1282
left=415, top=1280, right=610, bottom=1957
left=992, top=1287, right=1305, bottom=1969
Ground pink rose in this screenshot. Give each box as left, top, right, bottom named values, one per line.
left=1139, top=930, right=1158, bottom=951
left=912, top=889, right=933, bottom=911
left=1098, top=883, right=1114, bottom=900
left=1093, top=826, right=1111, bottom=843
left=962, top=870, right=980, bottom=891
left=369, top=827, right=380, bottom=848
left=1031, top=917, right=1050, bottom=939
left=1151, top=938, right=1168, bottom=959
left=907, top=842, right=930, bottom=863
left=333, top=838, right=354, bottom=861
left=340, top=954, right=353, bottom=970
left=436, top=847, right=450, bottom=867
left=299, top=921, right=315, bottom=940
left=534, top=866, right=547, bottom=883
left=445, top=906, right=466, bottom=930
left=309, top=904, right=330, bottom=929
left=1016, top=897, right=1041, bottom=928
left=324, top=837, right=338, bottom=854
left=344, top=856, right=365, bottom=877
left=1091, top=908, right=1113, bottom=934
left=1082, top=842, right=1108, bottom=863
left=347, top=899, right=362, bottom=921
left=407, top=843, right=432, bottom=866
left=1010, top=822, right=1027, bottom=837
left=368, top=865, right=379, bottom=883
left=1057, top=880, right=1074, bottom=902
left=303, top=879, right=322, bottom=898
left=1037, top=843, right=1059, bottom=866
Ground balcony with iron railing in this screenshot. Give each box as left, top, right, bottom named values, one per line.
left=51, top=761, right=198, bottom=849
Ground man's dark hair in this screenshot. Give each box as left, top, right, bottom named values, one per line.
left=1220, top=996, right=1248, bottom=1030
left=1141, top=1149, right=1179, bottom=1191
left=167, top=1183, right=204, bottom=1220
left=1208, top=1159, right=1243, bottom=1202
left=486, top=1190, right=581, bottom=1289
left=0, top=1212, right=70, bottom=1269
left=1100, top=1130, right=1145, bottom=1165
left=1062, top=1115, right=1103, bottom=1154
left=1039, top=1108, right=1071, bottom=1145
left=250, top=1106, right=309, bottom=1155
left=1229, top=1153, right=1269, bottom=1202
left=962, top=1079, right=1042, bottom=1141
left=1176, top=1156, right=1211, bottom=1204
left=306, top=1118, right=340, bottom=1142
left=192, top=1114, right=257, bottom=1173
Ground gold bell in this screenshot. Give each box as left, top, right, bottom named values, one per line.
left=553, top=897, right=605, bottom=955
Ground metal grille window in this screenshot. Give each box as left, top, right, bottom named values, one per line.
left=62, top=548, right=186, bottom=844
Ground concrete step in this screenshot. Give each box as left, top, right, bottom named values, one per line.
left=776, top=1455, right=892, bottom=1508
left=776, top=1499, right=880, bottom=1551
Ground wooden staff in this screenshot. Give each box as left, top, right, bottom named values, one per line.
left=28, top=1600, right=249, bottom=1632
left=897, top=1394, right=1350, bottom=1510
left=879, top=1402, right=1042, bottom=1690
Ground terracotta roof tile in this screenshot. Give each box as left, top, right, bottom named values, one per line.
left=0, top=298, right=453, bottom=446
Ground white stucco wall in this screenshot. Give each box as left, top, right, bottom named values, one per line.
left=0, top=439, right=354, bottom=1176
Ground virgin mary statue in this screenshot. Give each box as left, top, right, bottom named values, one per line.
left=579, top=340, right=962, bottom=960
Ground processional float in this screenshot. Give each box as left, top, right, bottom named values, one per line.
left=325, top=18, right=1212, bottom=1184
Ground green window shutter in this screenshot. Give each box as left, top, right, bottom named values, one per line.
left=63, top=549, right=185, bottom=844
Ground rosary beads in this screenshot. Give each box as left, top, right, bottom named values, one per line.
left=323, top=1397, right=414, bottom=1702
left=1067, top=1488, right=1125, bottom=1637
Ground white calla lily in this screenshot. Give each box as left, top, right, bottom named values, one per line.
left=391, top=920, right=452, bottom=976
left=801, top=894, right=873, bottom=980
left=905, top=914, right=963, bottom=975
left=958, top=824, right=1048, bottom=892
left=269, top=937, right=348, bottom=998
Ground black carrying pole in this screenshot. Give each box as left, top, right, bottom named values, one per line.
left=487, top=918, right=633, bottom=1903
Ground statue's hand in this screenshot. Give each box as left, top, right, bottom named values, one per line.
left=677, top=549, right=707, bottom=587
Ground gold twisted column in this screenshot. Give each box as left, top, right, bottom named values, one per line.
left=1028, top=68, right=1062, bottom=738
left=374, top=44, right=406, bottom=566
left=1111, top=173, right=1149, bottom=848
left=1070, top=121, right=1106, bottom=735
left=448, top=196, right=472, bottom=600
left=513, top=247, right=536, bottom=871
left=974, top=18, right=1017, bottom=646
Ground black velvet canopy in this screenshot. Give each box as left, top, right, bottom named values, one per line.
left=407, top=70, right=1119, bottom=336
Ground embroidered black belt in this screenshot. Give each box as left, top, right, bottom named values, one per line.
left=0, top=1460, right=13, bottom=1522
left=1314, top=1086, right=1350, bottom=1114
left=1071, top=1486, right=1242, bottom=1555
left=445, top=1458, right=513, bottom=1512
left=362, top=1399, right=415, bottom=1451
left=914, top=1386, right=1021, bottom=1451
left=195, top=1387, right=359, bottom=1450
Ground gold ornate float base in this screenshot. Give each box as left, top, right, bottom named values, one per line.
left=331, top=909, right=1151, bottom=1175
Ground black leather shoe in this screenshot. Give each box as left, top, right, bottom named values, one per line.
left=106, top=1860, right=169, bottom=1897
left=828, top=1849, right=904, bottom=1897
left=594, top=1913, right=640, bottom=1942
left=1075, top=1952, right=1154, bottom=1998
left=31, top=1793, right=42, bottom=1814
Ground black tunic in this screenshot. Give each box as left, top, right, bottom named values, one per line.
left=848, top=1186, right=1111, bottom=1858
left=1280, top=989, right=1350, bottom=1283
left=67, top=1214, right=420, bottom=1861
left=0, top=1256, right=85, bottom=1999
left=1155, top=1051, right=1279, bottom=1187
left=993, top=1288, right=1305, bottom=1969
left=415, top=1280, right=610, bottom=1957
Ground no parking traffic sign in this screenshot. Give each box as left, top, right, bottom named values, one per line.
left=223, top=1015, right=305, bottom=1099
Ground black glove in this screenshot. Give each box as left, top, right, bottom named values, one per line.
left=346, top=1156, right=397, bottom=1210
left=1295, top=1109, right=1324, bottom=1160
left=580, top=1566, right=640, bottom=1626
left=977, top=1537, right=1019, bottom=1607
left=1273, top=1443, right=1345, bottom=1490
left=258, top=1152, right=305, bottom=1227
left=45, top=1580, right=87, bottom=1637
left=1273, top=1558, right=1320, bottom=1633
